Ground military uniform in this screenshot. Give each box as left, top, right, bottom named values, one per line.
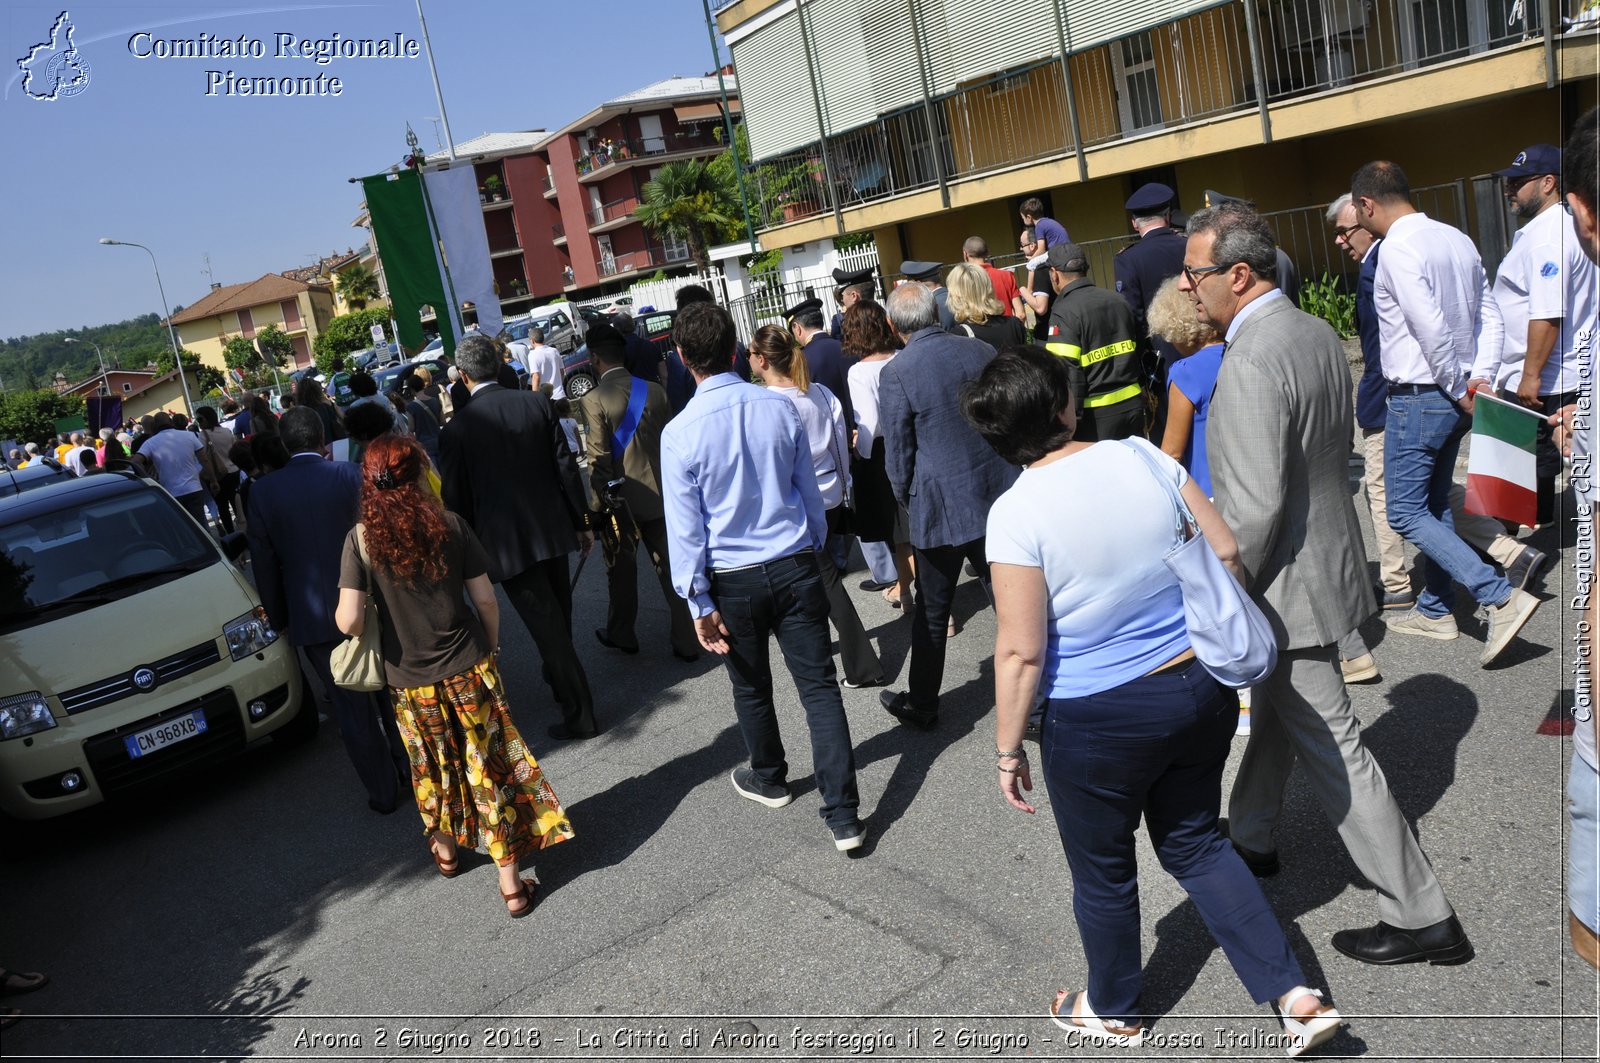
left=1116, top=183, right=1188, bottom=441
left=1045, top=278, right=1147, bottom=441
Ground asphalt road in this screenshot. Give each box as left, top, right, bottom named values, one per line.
left=2, top=452, right=1597, bottom=1061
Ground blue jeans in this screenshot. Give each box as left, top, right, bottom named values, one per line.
left=1384, top=389, right=1512, bottom=616
left=860, top=539, right=899, bottom=584
left=1041, top=660, right=1304, bottom=1026
left=710, top=552, right=861, bottom=830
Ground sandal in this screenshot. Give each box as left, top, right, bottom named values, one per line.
left=1048, top=989, right=1146, bottom=1047
left=428, top=836, right=459, bottom=878
left=0, top=969, right=48, bottom=996
left=1278, top=986, right=1342, bottom=1057
left=500, top=876, right=538, bottom=919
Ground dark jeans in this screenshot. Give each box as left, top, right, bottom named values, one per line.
left=1500, top=387, right=1575, bottom=526
left=502, top=556, right=597, bottom=732
left=212, top=470, right=242, bottom=534
left=174, top=490, right=211, bottom=529
left=907, top=537, right=991, bottom=714
left=822, top=507, right=882, bottom=685
left=1042, top=660, right=1304, bottom=1026
left=605, top=515, right=698, bottom=659
left=710, top=552, right=860, bottom=829
left=300, top=641, right=407, bottom=809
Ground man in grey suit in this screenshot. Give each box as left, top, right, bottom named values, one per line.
left=1186, top=203, right=1472, bottom=966
left=877, top=283, right=1019, bottom=729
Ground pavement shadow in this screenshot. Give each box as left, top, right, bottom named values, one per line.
left=1137, top=673, right=1477, bottom=1039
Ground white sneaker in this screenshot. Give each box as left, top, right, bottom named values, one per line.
left=1385, top=608, right=1460, bottom=640
left=1481, top=589, right=1539, bottom=666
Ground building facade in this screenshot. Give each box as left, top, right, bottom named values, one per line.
left=717, top=0, right=1599, bottom=282
left=168, top=274, right=336, bottom=370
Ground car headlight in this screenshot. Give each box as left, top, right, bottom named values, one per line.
left=224, top=608, right=279, bottom=661
left=0, top=692, right=56, bottom=741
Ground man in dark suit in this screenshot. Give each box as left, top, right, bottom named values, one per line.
left=578, top=323, right=698, bottom=662
left=877, top=283, right=1019, bottom=730
left=440, top=334, right=600, bottom=740
left=829, top=266, right=876, bottom=339
left=785, top=296, right=855, bottom=428
left=900, top=260, right=956, bottom=330
left=246, top=407, right=406, bottom=812
left=1115, top=182, right=1187, bottom=438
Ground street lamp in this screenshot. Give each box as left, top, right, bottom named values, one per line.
left=99, top=238, right=197, bottom=419
left=62, top=337, right=110, bottom=396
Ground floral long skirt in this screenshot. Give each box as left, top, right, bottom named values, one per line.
left=390, top=656, right=574, bottom=867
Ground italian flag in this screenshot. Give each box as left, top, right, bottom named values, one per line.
left=1463, top=390, right=1540, bottom=526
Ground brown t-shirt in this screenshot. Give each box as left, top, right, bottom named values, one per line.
left=339, top=511, right=491, bottom=688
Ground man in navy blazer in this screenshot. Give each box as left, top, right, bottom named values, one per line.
left=786, top=296, right=855, bottom=428
left=441, top=334, right=600, bottom=740
left=246, top=407, right=406, bottom=813
left=876, top=283, right=1019, bottom=729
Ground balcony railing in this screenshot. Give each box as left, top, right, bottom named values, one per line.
left=552, top=222, right=566, bottom=241
left=577, top=131, right=726, bottom=176
left=747, top=0, right=1555, bottom=229
left=589, top=196, right=640, bottom=228
left=597, top=245, right=692, bottom=279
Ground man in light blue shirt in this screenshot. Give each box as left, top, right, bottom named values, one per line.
left=660, top=303, right=865, bottom=853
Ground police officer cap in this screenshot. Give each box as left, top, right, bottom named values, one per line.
left=585, top=320, right=626, bottom=354
left=832, top=266, right=875, bottom=287
left=900, top=260, right=943, bottom=281
left=1203, top=189, right=1255, bottom=209
left=783, top=296, right=824, bottom=321
left=1494, top=144, right=1562, bottom=178
left=1046, top=242, right=1089, bottom=273
left=1125, top=182, right=1175, bottom=214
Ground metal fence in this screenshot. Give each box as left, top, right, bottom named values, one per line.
left=725, top=243, right=883, bottom=344
left=744, top=0, right=1564, bottom=229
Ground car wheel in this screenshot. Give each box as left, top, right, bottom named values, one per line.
left=566, top=371, right=596, bottom=399
left=271, top=666, right=322, bottom=746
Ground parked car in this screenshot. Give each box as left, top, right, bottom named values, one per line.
left=0, top=460, right=73, bottom=500
left=351, top=344, right=401, bottom=371
left=0, top=474, right=315, bottom=819
left=596, top=295, right=634, bottom=317
left=526, top=304, right=584, bottom=353
left=373, top=357, right=449, bottom=399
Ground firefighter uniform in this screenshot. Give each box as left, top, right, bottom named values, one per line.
left=1045, top=275, right=1147, bottom=442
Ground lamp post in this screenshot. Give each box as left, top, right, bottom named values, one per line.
left=99, top=238, right=197, bottom=419
left=62, top=337, right=110, bottom=396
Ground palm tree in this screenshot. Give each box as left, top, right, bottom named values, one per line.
left=336, top=261, right=381, bottom=310
left=634, top=158, right=738, bottom=273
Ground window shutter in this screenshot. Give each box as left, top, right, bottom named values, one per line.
left=730, top=8, right=821, bottom=160
left=936, top=0, right=1058, bottom=85
left=806, top=0, right=876, bottom=132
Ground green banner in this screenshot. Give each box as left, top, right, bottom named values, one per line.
left=361, top=169, right=455, bottom=356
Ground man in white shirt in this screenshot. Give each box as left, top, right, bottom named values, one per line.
left=1351, top=159, right=1538, bottom=666
left=526, top=326, right=565, bottom=400
left=1475, top=144, right=1597, bottom=528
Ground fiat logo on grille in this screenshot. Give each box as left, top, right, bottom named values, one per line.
left=132, top=668, right=157, bottom=691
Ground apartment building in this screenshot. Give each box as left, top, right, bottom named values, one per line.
left=716, top=0, right=1599, bottom=279
left=168, top=273, right=336, bottom=370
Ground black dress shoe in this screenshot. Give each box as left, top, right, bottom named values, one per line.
left=368, top=798, right=399, bottom=815
left=1331, top=915, right=1474, bottom=966
left=1218, top=817, right=1280, bottom=877
left=879, top=689, right=937, bottom=730
left=593, top=629, right=640, bottom=654
left=673, top=649, right=701, bottom=663
left=547, top=722, right=600, bottom=741
left=859, top=578, right=895, bottom=592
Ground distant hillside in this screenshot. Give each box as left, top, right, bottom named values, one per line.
left=0, top=313, right=175, bottom=390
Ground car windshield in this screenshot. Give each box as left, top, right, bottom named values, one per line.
left=0, top=490, right=217, bottom=633
left=506, top=321, right=531, bottom=340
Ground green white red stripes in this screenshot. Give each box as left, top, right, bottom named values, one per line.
left=1464, top=390, right=1540, bottom=527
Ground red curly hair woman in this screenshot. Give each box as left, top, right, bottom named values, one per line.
left=335, top=435, right=574, bottom=917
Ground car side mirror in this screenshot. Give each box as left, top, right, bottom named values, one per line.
left=221, top=532, right=249, bottom=561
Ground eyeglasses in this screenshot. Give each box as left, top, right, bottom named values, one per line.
left=1332, top=224, right=1361, bottom=242
left=1181, top=263, right=1231, bottom=285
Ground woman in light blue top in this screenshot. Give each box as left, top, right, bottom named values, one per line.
left=965, top=346, right=1342, bottom=1055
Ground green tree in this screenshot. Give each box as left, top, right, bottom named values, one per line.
left=0, top=389, right=85, bottom=445
left=635, top=158, right=738, bottom=273
left=254, top=324, right=294, bottom=368
left=154, top=346, right=226, bottom=396
left=335, top=262, right=381, bottom=311
left=313, top=305, right=392, bottom=374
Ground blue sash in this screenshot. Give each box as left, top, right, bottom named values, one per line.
left=611, top=377, right=648, bottom=462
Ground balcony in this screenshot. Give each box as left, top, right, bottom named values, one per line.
left=596, top=245, right=692, bottom=280
left=576, top=131, right=726, bottom=183
left=588, top=196, right=640, bottom=233
left=489, top=246, right=523, bottom=260
left=542, top=173, right=558, bottom=199
left=552, top=222, right=567, bottom=247
left=747, top=0, right=1565, bottom=235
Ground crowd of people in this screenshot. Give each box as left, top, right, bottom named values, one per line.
left=9, top=110, right=1596, bottom=1048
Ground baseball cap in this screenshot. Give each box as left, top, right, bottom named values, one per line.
left=1046, top=243, right=1089, bottom=273
left=1494, top=144, right=1562, bottom=179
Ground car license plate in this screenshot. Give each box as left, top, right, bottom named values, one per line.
left=123, top=710, right=207, bottom=759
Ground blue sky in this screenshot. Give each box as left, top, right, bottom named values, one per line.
left=1, top=1, right=728, bottom=338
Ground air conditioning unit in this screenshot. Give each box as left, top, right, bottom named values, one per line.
left=1277, top=0, right=1367, bottom=47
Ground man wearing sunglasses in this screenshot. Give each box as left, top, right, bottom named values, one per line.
left=1483, top=145, right=1597, bottom=531
left=1351, top=159, right=1539, bottom=666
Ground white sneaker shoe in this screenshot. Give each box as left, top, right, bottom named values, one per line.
left=1481, top=589, right=1539, bottom=666
left=1385, top=608, right=1460, bottom=640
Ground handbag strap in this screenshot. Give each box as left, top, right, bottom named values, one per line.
left=1117, top=439, right=1193, bottom=544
